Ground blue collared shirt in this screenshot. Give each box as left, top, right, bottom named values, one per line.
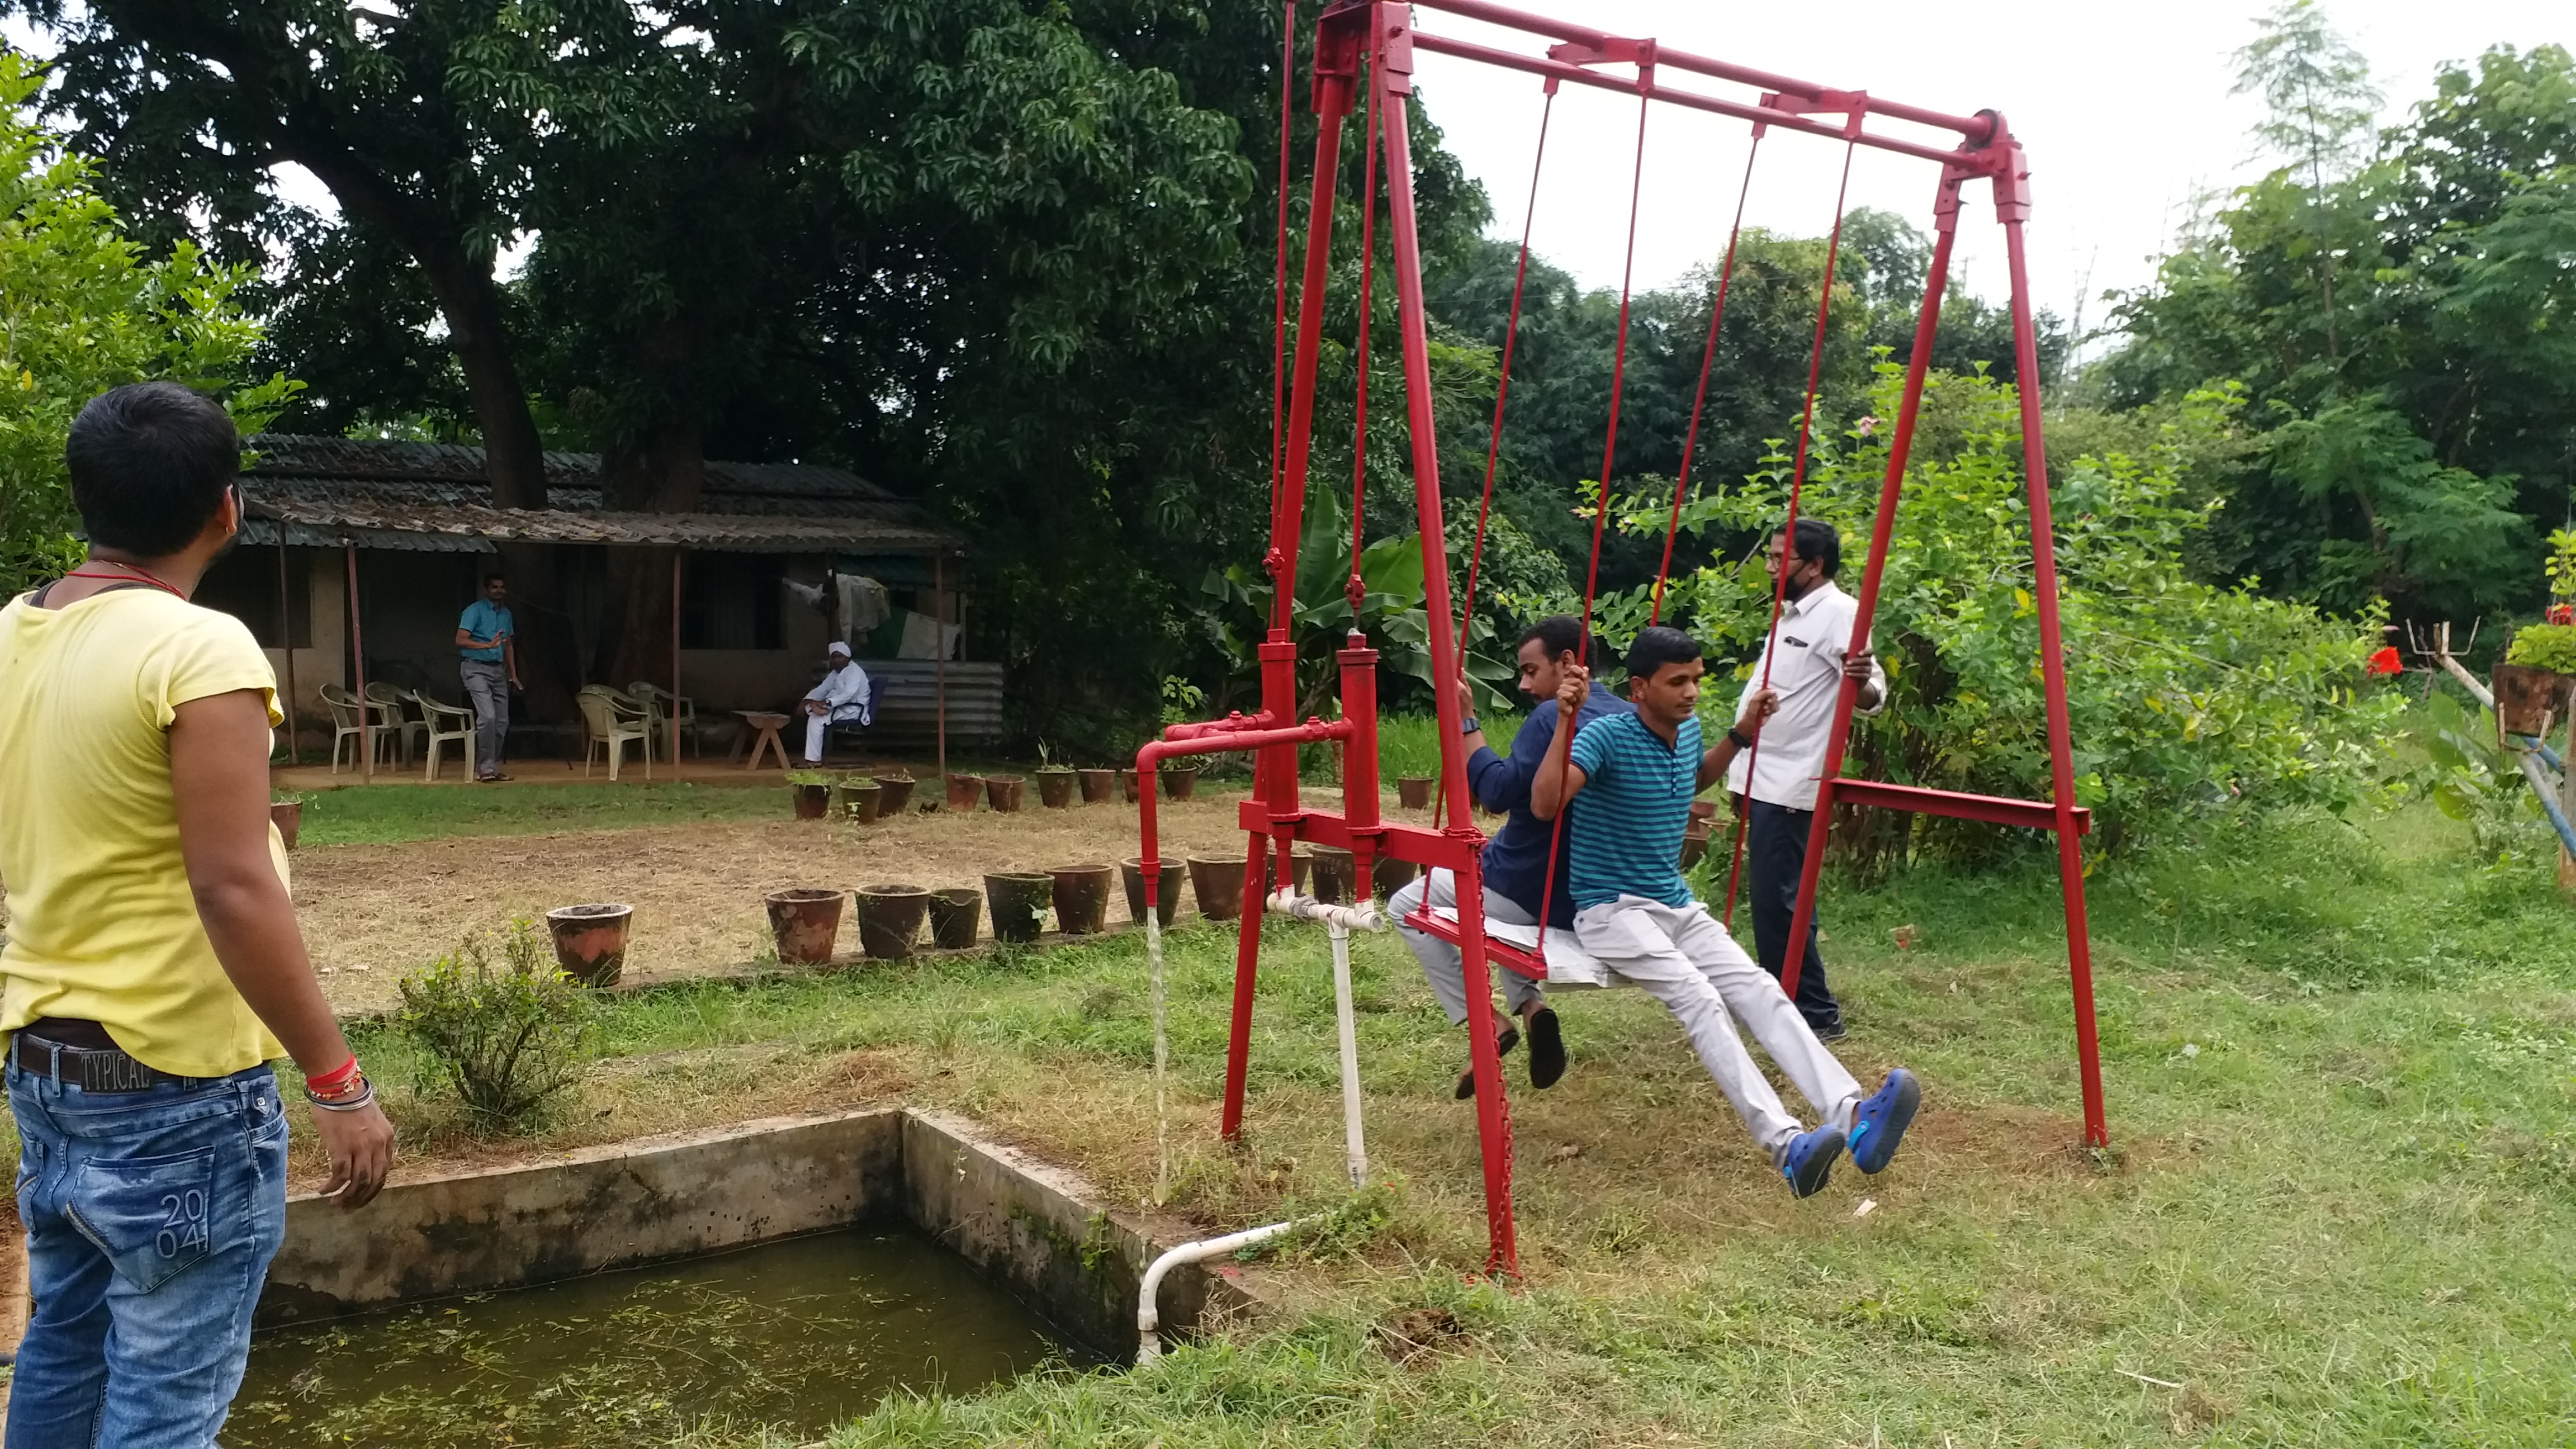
left=458, top=600, right=513, bottom=662
left=1467, top=681, right=1633, bottom=927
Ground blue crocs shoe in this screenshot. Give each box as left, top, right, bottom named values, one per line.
left=1848, top=1068, right=1921, bottom=1175
left=1782, top=1125, right=1846, bottom=1199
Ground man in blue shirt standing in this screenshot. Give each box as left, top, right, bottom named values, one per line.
left=1391, top=616, right=1628, bottom=1100
left=1533, top=626, right=1919, bottom=1199
left=454, top=572, right=520, bottom=782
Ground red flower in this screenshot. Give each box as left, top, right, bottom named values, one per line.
left=2548, top=603, right=2574, bottom=626
left=2366, top=646, right=2402, bottom=676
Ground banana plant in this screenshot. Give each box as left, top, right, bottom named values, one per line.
left=1200, top=490, right=1511, bottom=720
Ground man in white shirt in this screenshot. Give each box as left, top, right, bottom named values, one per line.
left=1727, top=519, right=1886, bottom=1040
left=798, top=640, right=872, bottom=765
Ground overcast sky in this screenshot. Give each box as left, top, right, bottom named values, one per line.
left=1407, top=1, right=2567, bottom=351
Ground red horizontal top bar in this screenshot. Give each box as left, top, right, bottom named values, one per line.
left=1409, top=0, right=1997, bottom=141
left=1827, top=778, right=2092, bottom=836
left=1410, top=32, right=1987, bottom=172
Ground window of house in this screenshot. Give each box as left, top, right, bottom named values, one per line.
left=681, top=552, right=785, bottom=650
left=192, top=546, right=314, bottom=648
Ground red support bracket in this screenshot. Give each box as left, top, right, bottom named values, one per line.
left=1826, top=779, right=2092, bottom=836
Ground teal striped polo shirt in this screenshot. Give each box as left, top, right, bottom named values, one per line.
left=1567, top=711, right=1699, bottom=910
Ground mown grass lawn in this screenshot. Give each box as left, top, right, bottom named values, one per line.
left=339, top=800, right=2574, bottom=1447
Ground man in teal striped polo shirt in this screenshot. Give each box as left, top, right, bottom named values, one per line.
left=1532, top=626, right=1919, bottom=1198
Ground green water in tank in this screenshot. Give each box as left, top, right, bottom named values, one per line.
left=226, top=1225, right=1092, bottom=1447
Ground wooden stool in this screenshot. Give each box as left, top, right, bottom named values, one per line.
left=732, top=711, right=792, bottom=770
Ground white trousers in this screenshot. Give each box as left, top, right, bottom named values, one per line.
left=1574, top=894, right=1861, bottom=1161
left=803, top=704, right=864, bottom=761
left=1390, top=869, right=1545, bottom=1027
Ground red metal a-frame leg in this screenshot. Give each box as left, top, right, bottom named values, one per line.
left=1778, top=146, right=2110, bottom=1149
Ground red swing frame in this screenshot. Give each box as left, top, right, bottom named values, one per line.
left=1137, top=0, right=2108, bottom=1279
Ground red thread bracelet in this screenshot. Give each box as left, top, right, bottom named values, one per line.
left=306, top=1056, right=361, bottom=1092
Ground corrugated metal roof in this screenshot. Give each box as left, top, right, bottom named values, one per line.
left=238, top=434, right=958, bottom=553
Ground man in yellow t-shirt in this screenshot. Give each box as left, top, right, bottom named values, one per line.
left=0, top=383, right=395, bottom=1447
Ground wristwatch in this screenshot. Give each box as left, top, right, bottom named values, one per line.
left=1460, top=715, right=1481, bottom=736
left=1726, top=726, right=1755, bottom=751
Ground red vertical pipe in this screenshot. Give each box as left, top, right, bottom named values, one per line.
left=1376, top=3, right=1516, bottom=1277
left=345, top=542, right=370, bottom=779
left=274, top=538, right=300, bottom=766
left=1997, top=146, right=2109, bottom=1149
left=1778, top=168, right=1964, bottom=999
left=1270, top=0, right=1298, bottom=523
left=934, top=551, right=948, bottom=790
left=669, top=549, right=683, bottom=772
left=1268, top=25, right=1357, bottom=637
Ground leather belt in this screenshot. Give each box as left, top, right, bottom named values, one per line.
left=13, top=1032, right=193, bottom=1092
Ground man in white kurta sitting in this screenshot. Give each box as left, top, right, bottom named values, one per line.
left=798, top=640, right=872, bottom=765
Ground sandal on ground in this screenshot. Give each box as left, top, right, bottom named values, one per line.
left=1453, top=1024, right=1521, bottom=1101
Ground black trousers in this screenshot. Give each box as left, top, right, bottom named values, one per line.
left=1745, top=797, right=1842, bottom=1031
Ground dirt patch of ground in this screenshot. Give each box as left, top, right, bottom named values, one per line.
left=295, top=787, right=1326, bottom=1014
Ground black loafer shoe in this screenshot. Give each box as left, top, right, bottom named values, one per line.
left=1526, top=1007, right=1566, bottom=1089
left=1454, top=1024, right=1521, bottom=1100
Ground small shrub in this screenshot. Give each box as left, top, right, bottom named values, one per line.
left=2504, top=623, right=2576, bottom=675
left=395, top=920, right=596, bottom=1132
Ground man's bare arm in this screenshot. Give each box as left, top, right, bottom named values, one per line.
left=1530, top=665, right=1592, bottom=821
left=171, top=688, right=395, bottom=1208
left=1696, top=687, right=1781, bottom=791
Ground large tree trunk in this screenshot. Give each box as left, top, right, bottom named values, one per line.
left=596, top=418, right=707, bottom=691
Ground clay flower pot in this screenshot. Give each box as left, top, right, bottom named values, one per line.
left=1371, top=854, right=1420, bottom=901
left=1396, top=775, right=1434, bottom=809
left=1078, top=768, right=1118, bottom=804
left=764, top=887, right=844, bottom=965
left=1037, top=768, right=1076, bottom=809
left=1161, top=765, right=1200, bottom=801
left=1187, top=855, right=1248, bottom=921
left=984, top=773, right=1027, bottom=812
left=927, top=887, right=982, bottom=949
left=789, top=779, right=833, bottom=820
left=1120, top=856, right=1186, bottom=929
left=1689, top=799, right=1719, bottom=824
left=1679, top=818, right=1713, bottom=870
left=545, top=902, right=633, bottom=988
left=872, top=773, right=917, bottom=815
left=944, top=773, right=984, bottom=812
left=1264, top=845, right=1313, bottom=897
left=269, top=799, right=303, bottom=851
left=2492, top=662, right=2574, bottom=737
left=836, top=776, right=883, bottom=823
left=855, top=882, right=930, bottom=960
left=1049, top=863, right=1115, bottom=935
left=1310, top=846, right=1357, bottom=905
left=984, top=872, right=1052, bottom=943
left=1119, top=768, right=1141, bottom=803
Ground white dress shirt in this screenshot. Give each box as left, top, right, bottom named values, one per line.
left=805, top=660, right=872, bottom=719
left=1725, top=579, right=1885, bottom=811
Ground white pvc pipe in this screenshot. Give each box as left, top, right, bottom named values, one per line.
left=1328, top=921, right=1367, bottom=1187
left=1146, top=904, right=1170, bottom=1206
left=1264, top=887, right=1384, bottom=932
left=1137, top=1218, right=1306, bottom=1363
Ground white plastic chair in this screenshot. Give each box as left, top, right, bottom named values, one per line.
left=628, top=681, right=699, bottom=757
left=318, top=684, right=397, bottom=774
left=577, top=687, right=652, bottom=780
left=411, top=689, right=479, bottom=782
left=364, top=681, right=422, bottom=766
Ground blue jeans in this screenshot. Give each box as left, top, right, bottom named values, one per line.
left=7, top=1050, right=288, bottom=1448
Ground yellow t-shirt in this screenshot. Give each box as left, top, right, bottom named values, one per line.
left=0, top=586, right=290, bottom=1077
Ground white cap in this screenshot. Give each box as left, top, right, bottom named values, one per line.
left=827, top=640, right=852, bottom=657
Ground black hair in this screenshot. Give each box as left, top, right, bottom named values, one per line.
left=1783, top=517, right=1843, bottom=578
left=1624, top=625, right=1704, bottom=682
left=1516, top=614, right=1600, bottom=669
left=65, top=383, right=239, bottom=557
left=483, top=572, right=506, bottom=586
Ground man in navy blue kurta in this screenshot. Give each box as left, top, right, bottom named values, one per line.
left=1392, top=617, right=1629, bottom=1098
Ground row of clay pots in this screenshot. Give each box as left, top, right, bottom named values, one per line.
left=791, top=770, right=918, bottom=822
left=764, top=883, right=983, bottom=963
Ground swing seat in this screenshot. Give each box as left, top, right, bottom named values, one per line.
left=1410, top=905, right=1629, bottom=991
